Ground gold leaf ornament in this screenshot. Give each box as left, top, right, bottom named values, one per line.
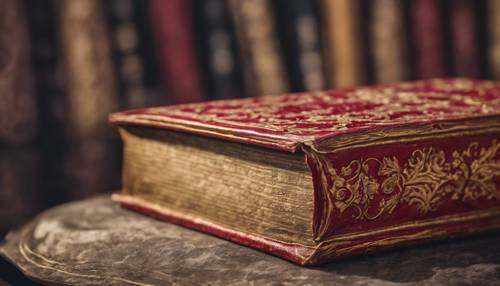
left=321, top=140, right=500, bottom=222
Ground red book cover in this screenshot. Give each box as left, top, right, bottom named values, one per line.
left=111, top=78, right=500, bottom=265
left=149, top=0, right=205, bottom=103
left=450, top=0, right=480, bottom=77
left=411, top=0, right=446, bottom=78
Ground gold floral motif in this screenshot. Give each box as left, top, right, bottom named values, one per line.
left=310, top=140, right=500, bottom=240
left=111, top=78, right=500, bottom=154
left=131, top=79, right=500, bottom=138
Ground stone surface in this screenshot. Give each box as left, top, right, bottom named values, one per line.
left=1, top=196, right=500, bottom=285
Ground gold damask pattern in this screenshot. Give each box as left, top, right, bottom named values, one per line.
left=114, top=79, right=500, bottom=141
left=310, top=140, right=500, bottom=240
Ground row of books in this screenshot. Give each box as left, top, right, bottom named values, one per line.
left=1, top=0, right=500, bottom=232
left=0, top=0, right=129, bottom=232
left=36, top=0, right=498, bottom=106
left=147, top=0, right=500, bottom=102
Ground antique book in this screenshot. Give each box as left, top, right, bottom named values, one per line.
left=322, top=0, right=365, bottom=87
left=410, top=0, right=447, bottom=79
left=106, top=0, right=149, bottom=109
left=448, top=0, right=480, bottom=77
left=0, top=0, right=40, bottom=232
left=274, top=0, right=326, bottom=92
left=126, top=0, right=166, bottom=108
left=488, top=0, right=500, bottom=79
left=229, top=0, right=289, bottom=96
left=149, top=0, right=206, bottom=103
left=25, top=0, right=67, bottom=207
left=57, top=0, right=118, bottom=140
left=195, top=0, right=243, bottom=100
left=0, top=0, right=37, bottom=144
left=111, top=78, right=500, bottom=265
left=369, top=0, right=409, bottom=83
left=0, top=147, right=40, bottom=234
left=57, top=0, right=121, bottom=199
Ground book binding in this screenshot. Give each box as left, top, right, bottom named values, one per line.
left=111, top=78, right=500, bottom=265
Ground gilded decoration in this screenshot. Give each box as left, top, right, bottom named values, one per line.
left=123, top=79, right=500, bottom=139
left=310, top=140, right=500, bottom=240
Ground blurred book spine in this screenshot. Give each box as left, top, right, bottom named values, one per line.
left=25, top=0, right=67, bottom=208
left=196, top=0, right=243, bottom=99
left=57, top=0, right=118, bottom=139
left=370, top=0, right=409, bottom=83
left=0, top=147, right=40, bottom=231
left=229, top=0, right=288, bottom=96
left=56, top=0, right=120, bottom=199
left=410, top=0, right=447, bottom=79
left=488, top=0, right=500, bottom=79
left=0, top=0, right=37, bottom=143
left=130, top=0, right=166, bottom=107
left=106, top=0, right=149, bottom=109
left=322, top=0, right=365, bottom=87
left=149, top=0, right=206, bottom=103
left=275, top=0, right=326, bottom=91
left=0, top=0, right=39, bottom=230
left=449, top=0, right=480, bottom=77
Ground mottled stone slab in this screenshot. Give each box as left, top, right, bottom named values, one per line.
left=1, top=196, right=500, bottom=285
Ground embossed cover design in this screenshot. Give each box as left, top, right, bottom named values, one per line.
left=111, top=78, right=500, bottom=265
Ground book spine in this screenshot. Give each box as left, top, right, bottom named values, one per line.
left=25, top=0, right=67, bottom=207
left=229, top=0, right=289, bottom=96
left=0, top=0, right=40, bottom=230
left=56, top=0, right=121, bottom=199
left=410, top=0, right=447, bottom=79
left=106, top=0, right=149, bottom=109
left=0, top=0, right=37, bottom=144
left=65, top=139, right=121, bottom=200
left=322, top=0, right=365, bottom=87
left=57, top=0, right=118, bottom=140
left=196, top=0, right=243, bottom=99
left=449, top=0, right=480, bottom=77
left=0, top=147, right=40, bottom=231
left=488, top=0, right=500, bottom=79
left=149, top=0, right=206, bottom=103
left=369, top=0, right=409, bottom=83
left=131, top=0, right=166, bottom=107
left=303, top=130, right=500, bottom=263
left=275, top=0, right=326, bottom=91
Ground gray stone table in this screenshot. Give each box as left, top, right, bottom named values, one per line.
left=1, top=196, right=500, bottom=285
